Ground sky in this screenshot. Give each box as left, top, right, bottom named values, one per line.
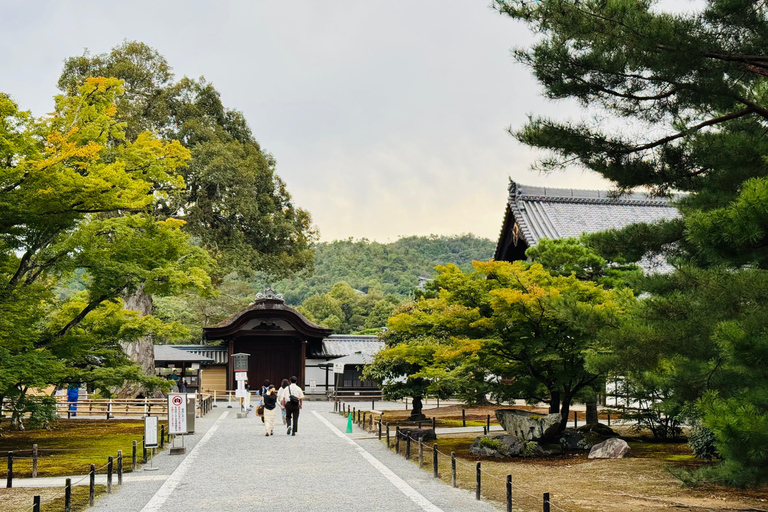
left=2, top=1, right=622, bottom=242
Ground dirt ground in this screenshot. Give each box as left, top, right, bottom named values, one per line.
left=379, top=405, right=768, bottom=512
left=0, top=485, right=104, bottom=512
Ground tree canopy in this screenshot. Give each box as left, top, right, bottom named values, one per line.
left=58, top=41, right=315, bottom=279
left=1, top=79, right=211, bottom=427
left=498, top=0, right=768, bottom=484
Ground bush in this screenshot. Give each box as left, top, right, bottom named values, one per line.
left=688, top=423, right=718, bottom=461
left=478, top=437, right=503, bottom=450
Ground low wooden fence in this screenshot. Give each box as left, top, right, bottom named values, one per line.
left=55, top=394, right=214, bottom=419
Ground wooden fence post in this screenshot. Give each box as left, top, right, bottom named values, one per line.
left=462, top=409, right=466, bottom=427
left=607, top=413, right=611, bottom=426
left=132, top=440, right=137, bottom=470
left=543, top=492, right=550, bottom=512
left=6, top=451, right=12, bottom=488
left=574, top=411, right=577, bottom=428
left=418, top=438, right=424, bottom=467
left=107, top=456, right=113, bottom=494
left=378, top=419, right=382, bottom=439
left=506, top=475, right=512, bottom=512
left=117, top=450, right=123, bottom=485
left=65, top=478, right=72, bottom=512
left=386, top=424, right=390, bottom=447
left=433, top=444, right=438, bottom=478
left=432, top=417, right=436, bottom=430
left=451, top=451, right=457, bottom=488
left=395, top=427, right=400, bottom=453
left=160, top=425, right=165, bottom=449
left=487, top=414, right=491, bottom=432
left=142, top=435, right=147, bottom=463
left=476, top=461, right=481, bottom=500
left=405, top=435, right=411, bottom=459
left=89, top=464, right=95, bottom=506
left=33, top=495, right=40, bottom=512
left=32, top=444, right=37, bottom=478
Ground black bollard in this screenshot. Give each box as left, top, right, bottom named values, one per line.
left=117, top=450, right=123, bottom=485
left=451, top=451, right=457, bottom=488
left=476, top=461, right=481, bottom=500
left=543, top=492, right=551, bottom=512
left=107, top=456, right=113, bottom=494
left=160, top=425, right=165, bottom=449
left=6, top=451, right=12, bottom=488
left=506, top=475, right=512, bottom=512
left=65, top=478, right=72, bottom=512
left=433, top=444, right=438, bottom=478
left=89, top=464, right=95, bottom=506
left=33, top=495, right=40, bottom=512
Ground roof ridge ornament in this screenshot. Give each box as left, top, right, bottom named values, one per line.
left=255, top=287, right=284, bottom=301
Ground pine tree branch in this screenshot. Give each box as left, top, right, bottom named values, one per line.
left=622, top=107, right=755, bottom=154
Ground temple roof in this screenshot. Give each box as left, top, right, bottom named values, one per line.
left=308, top=335, right=384, bottom=358
left=495, top=180, right=680, bottom=261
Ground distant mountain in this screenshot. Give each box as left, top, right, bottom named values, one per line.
left=268, top=234, right=496, bottom=305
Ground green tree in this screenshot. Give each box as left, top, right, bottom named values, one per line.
left=58, top=41, right=315, bottom=279
left=0, top=79, right=210, bottom=427
left=497, top=0, right=768, bottom=482
left=365, top=261, right=631, bottom=427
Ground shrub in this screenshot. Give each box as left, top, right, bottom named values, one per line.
left=688, top=423, right=718, bottom=461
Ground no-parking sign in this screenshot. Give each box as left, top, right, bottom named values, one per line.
left=168, top=393, right=187, bottom=434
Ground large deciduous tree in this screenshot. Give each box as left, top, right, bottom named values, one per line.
left=365, top=261, right=631, bottom=428
left=0, top=79, right=211, bottom=427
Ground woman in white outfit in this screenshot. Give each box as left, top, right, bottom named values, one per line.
left=262, top=385, right=278, bottom=435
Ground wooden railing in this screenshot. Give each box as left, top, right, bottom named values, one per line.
left=55, top=394, right=214, bottom=419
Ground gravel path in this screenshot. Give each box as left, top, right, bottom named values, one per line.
left=50, top=401, right=503, bottom=512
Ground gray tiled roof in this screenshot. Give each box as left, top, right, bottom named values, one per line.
left=508, top=181, right=679, bottom=246
left=309, top=334, right=384, bottom=358
left=154, top=345, right=216, bottom=363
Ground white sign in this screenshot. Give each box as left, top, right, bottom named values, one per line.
left=333, top=362, right=344, bottom=374
left=235, top=380, right=246, bottom=398
left=168, top=393, right=187, bottom=434
left=144, top=416, right=158, bottom=448
left=310, top=379, right=317, bottom=393
left=235, top=371, right=248, bottom=381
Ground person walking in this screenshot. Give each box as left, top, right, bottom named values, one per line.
left=262, top=385, right=278, bottom=436
left=278, top=376, right=304, bottom=436
left=279, top=379, right=289, bottom=425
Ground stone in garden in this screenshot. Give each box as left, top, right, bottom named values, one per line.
left=495, top=409, right=562, bottom=440
left=588, top=437, right=631, bottom=459
left=397, top=427, right=436, bottom=442
left=559, top=428, right=592, bottom=450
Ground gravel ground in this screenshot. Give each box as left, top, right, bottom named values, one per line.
left=41, top=401, right=504, bottom=511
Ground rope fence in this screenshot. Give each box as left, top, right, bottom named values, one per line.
left=335, top=401, right=573, bottom=512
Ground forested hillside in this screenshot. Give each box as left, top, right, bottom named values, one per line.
left=268, top=234, right=496, bottom=305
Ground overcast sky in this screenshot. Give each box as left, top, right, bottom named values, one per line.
left=2, top=1, right=619, bottom=242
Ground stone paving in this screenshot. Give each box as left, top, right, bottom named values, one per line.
left=16, top=401, right=503, bottom=511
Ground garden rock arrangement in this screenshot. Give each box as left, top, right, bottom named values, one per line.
left=495, top=409, right=562, bottom=440
left=559, top=428, right=592, bottom=451
left=588, top=437, right=631, bottom=459
left=469, top=434, right=548, bottom=457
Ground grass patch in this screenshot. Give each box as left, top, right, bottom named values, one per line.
left=0, top=419, right=167, bottom=478
left=1, top=484, right=106, bottom=512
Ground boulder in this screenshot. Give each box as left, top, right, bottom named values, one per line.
left=495, top=409, right=562, bottom=440
left=469, top=435, right=548, bottom=457
left=559, top=428, right=592, bottom=451
left=397, top=428, right=436, bottom=442
left=588, top=437, right=631, bottom=459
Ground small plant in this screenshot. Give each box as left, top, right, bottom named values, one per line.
left=520, top=441, right=539, bottom=457
left=688, top=423, right=718, bottom=461
left=478, top=437, right=503, bottom=450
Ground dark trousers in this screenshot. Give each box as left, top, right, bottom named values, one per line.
left=285, top=402, right=300, bottom=433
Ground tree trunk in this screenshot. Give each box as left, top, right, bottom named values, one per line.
left=118, top=287, right=155, bottom=398
left=558, top=393, right=574, bottom=434
left=586, top=400, right=599, bottom=425
left=549, top=390, right=561, bottom=414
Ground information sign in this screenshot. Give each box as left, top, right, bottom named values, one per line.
left=168, top=393, right=187, bottom=434
left=333, top=362, right=344, bottom=374
left=144, top=416, right=158, bottom=448
left=235, top=371, right=248, bottom=381
left=310, top=379, right=317, bottom=393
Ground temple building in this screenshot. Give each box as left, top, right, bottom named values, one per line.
left=495, top=180, right=679, bottom=263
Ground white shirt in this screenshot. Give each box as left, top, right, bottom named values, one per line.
left=277, top=383, right=304, bottom=405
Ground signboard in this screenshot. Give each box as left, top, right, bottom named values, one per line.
left=168, top=393, right=187, bottom=434
left=333, top=362, right=344, bottom=374
left=232, top=353, right=249, bottom=372
left=235, top=379, right=246, bottom=398
left=144, top=416, right=159, bottom=448
left=310, top=379, right=317, bottom=393
left=235, top=371, right=248, bottom=381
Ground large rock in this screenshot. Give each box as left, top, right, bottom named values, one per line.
left=559, top=428, right=592, bottom=451
left=495, top=409, right=562, bottom=440
left=588, top=437, right=631, bottom=459
left=469, top=435, right=546, bottom=457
